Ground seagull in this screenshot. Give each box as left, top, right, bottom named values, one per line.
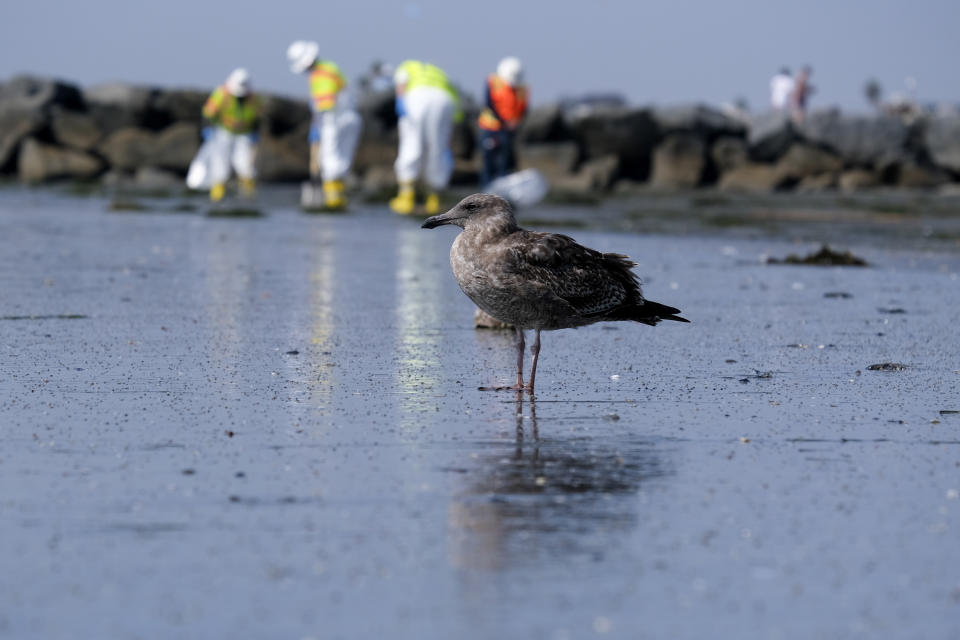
left=422, top=194, right=689, bottom=393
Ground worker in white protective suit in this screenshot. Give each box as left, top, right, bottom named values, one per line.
left=196, top=68, right=261, bottom=202
left=287, top=40, right=362, bottom=209
left=390, top=60, right=462, bottom=215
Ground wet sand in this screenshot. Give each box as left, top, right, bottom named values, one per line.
left=1, top=188, right=958, bottom=639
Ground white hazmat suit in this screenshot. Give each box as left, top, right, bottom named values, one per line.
left=395, top=86, right=455, bottom=190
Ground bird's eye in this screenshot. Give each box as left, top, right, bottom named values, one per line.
left=464, top=202, right=478, bottom=211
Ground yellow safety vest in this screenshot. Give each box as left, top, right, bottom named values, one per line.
left=396, top=60, right=462, bottom=121
left=309, top=60, right=346, bottom=112
left=202, top=86, right=261, bottom=134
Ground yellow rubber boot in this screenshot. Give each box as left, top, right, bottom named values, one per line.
left=239, top=178, right=256, bottom=199
left=389, top=183, right=416, bottom=215
left=210, top=182, right=226, bottom=202
left=323, top=180, right=346, bottom=209
left=424, top=192, right=440, bottom=215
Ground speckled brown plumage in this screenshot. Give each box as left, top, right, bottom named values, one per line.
left=422, top=193, right=688, bottom=392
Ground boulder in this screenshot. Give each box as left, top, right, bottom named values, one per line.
left=795, top=173, right=838, bottom=193
left=152, top=122, right=200, bottom=172
left=774, top=143, right=843, bottom=182
left=555, top=154, right=619, bottom=193
left=84, top=84, right=162, bottom=133
left=0, top=75, right=84, bottom=111
left=519, top=104, right=570, bottom=144
left=98, top=127, right=157, bottom=170
left=652, top=104, right=746, bottom=139
left=567, top=107, right=658, bottom=181
left=50, top=106, right=102, bottom=150
left=893, top=161, right=950, bottom=188
left=360, top=164, right=397, bottom=196
left=18, top=138, right=103, bottom=183
left=923, top=116, right=960, bottom=173
left=718, top=163, right=782, bottom=193
left=0, top=106, right=45, bottom=172
left=518, top=142, right=578, bottom=183
left=355, top=89, right=398, bottom=137
left=838, top=169, right=880, bottom=193
left=747, top=112, right=796, bottom=162
left=261, top=95, right=311, bottom=138
left=256, top=132, right=309, bottom=182
left=150, top=88, right=208, bottom=125
left=650, top=133, right=706, bottom=188
left=798, top=110, right=909, bottom=166
left=133, top=166, right=184, bottom=191
left=710, top=136, right=749, bottom=173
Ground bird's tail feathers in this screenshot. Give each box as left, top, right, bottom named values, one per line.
left=622, top=300, right=689, bottom=325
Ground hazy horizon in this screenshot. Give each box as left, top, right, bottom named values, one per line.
left=3, top=0, right=958, bottom=112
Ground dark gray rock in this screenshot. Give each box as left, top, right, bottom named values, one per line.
left=256, top=132, right=309, bottom=182
left=795, top=173, right=838, bottom=193
left=0, top=106, right=46, bottom=172
left=84, top=84, right=160, bottom=133
left=518, top=104, right=570, bottom=144
left=555, top=154, right=619, bottom=193
left=718, top=163, right=782, bottom=193
left=98, top=128, right=157, bottom=170
left=50, top=106, right=102, bottom=151
left=355, top=89, right=397, bottom=137
left=798, top=110, right=909, bottom=166
left=518, top=142, right=579, bottom=183
left=260, top=95, right=311, bottom=138
left=710, top=136, right=749, bottom=173
left=152, top=122, right=200, bottom=172
left=650, top=133, right=705, bottom=188
left=151, top=89, right=208, bottom=125
left=18, top=138, right=103, bottom=183
left=652, top=104, right=746, bottom=139
left=0, top=75, right=84, bottom=111
left=774, top=143, right=843, bottom=182
left=923, top=116, right=960, bottom=173
left=892, top=160, right=950, bottom=188
left=133, top=166, right=184, bottom=190
left=567, top=107, right=658, bottom=180
left=838, top=168, right=880, bottom=192
left=747, top=112, right=796, bottom=162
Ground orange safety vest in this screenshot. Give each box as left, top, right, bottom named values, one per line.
left=202, top=86, right=261, bottom=134
left=309, top=60, right=346, bottom=112
left=478, top=75, right=528, bottom=131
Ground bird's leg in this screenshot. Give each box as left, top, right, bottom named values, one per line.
left=514, top=327, right=526, bottom=389
left=527, top=329, right=542, bottom=394
left=481, top=327, right=527, bottom=391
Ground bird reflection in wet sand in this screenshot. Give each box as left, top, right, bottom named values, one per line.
left=422, top=194, right=689, bottom=393
left=447, top=394, right=671, bottom=570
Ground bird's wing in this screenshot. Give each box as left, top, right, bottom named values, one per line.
left=506, top=231, right=640, bottom=317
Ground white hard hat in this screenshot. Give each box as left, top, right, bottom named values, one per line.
left=393, top=66, right=410, bottom=86
left=287, top=40, right=319, bottom=74
left=225, top=68, right=251, bottom=97
left=497, top=56, right=524, bottom=86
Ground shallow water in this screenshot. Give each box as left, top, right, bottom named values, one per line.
left=1, top=189, right=959, bottom=639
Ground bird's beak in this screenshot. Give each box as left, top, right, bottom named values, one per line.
left=421, top=210, right=462, bottom=229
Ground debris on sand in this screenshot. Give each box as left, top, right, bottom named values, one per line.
left=824, top=291, right=853, bottom=299
left=206, top=207, right=264, bottom=218
left=878, top=307, right=906, bottom=314
left=867, top=362, right=907, bottom=371
left=767, top=244, right=868, bottom=267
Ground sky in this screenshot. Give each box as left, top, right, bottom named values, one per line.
left=2, top=0, right=958, bottom=112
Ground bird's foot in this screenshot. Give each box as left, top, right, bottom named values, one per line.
left=478, top=383, right=534, bottom=393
